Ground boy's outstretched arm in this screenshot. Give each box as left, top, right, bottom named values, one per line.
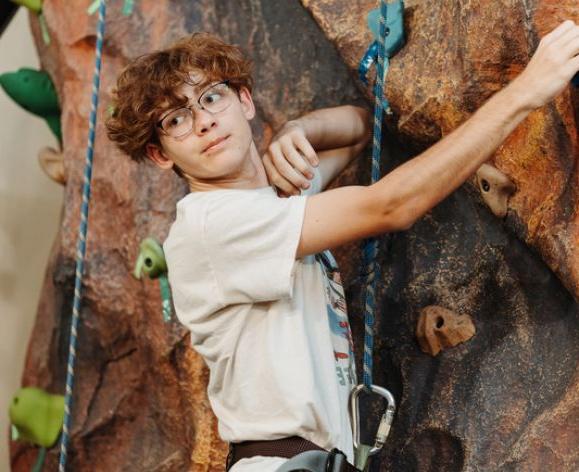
left=263, top=105, right=371, bottom=195
left=295, top=20, right=579, bottom=258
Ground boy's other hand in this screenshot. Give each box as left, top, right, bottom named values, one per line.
left=263, top=121, right=319, bottom=197
left=511, top=20, right=579, bottom=110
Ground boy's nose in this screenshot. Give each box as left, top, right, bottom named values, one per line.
left=194, top=107, right=217, bottom=135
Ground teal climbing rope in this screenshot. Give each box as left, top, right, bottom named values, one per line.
left=58, top=0, right=107, bottom=470
left=361, top=0, right=389, bottom=389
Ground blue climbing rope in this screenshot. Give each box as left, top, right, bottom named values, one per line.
left=362, top=1, right=388, bottom=389
left=58, top=0, right=107, bottom=470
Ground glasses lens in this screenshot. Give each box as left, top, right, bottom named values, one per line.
left=199, top=83, right=232, bottom=114
left=161, top=108, right=193, bottom=138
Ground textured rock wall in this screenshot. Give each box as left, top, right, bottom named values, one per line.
left=11, top=1, right=578, bottom=471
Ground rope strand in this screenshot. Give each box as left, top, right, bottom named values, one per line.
left=58, top=1, right=107, bottom=469
left=362, top=0, right=388, bottom=389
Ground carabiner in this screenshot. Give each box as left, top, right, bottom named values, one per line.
left=349, top=384, right=396, bottom=457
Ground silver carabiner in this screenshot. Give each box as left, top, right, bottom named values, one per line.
left=349, top=384, right=396, bottom=457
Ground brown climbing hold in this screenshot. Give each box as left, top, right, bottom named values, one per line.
left=38, top=146, right=66, bottom=185
left=475, top=163, right=516, bottom=218
left=416, top=306, right=476, bottom=357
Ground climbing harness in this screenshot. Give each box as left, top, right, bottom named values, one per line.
left=227, top=436, right=358, bottom=472
left=275, top=449, right=355, bottom=472
left=58, top=0, right=107, bottom=470
left=134, top=237, right=173, bottom=322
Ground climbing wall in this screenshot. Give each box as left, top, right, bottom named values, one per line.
left=11, top=1, right=578, bottom=471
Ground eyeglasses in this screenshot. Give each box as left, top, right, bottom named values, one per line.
left=156, top=80, right=233, bottom=138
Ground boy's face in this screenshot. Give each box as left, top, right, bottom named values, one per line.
left=146, top=73, right=256, bottom=185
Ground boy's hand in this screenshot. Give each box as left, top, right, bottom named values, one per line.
left=512, top=20, right=579, bottom=110
left=263, top=121, right=319, bottom=197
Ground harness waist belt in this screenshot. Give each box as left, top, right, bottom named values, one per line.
left=226, top=436, right=359, bottom=471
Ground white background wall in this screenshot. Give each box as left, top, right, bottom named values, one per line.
left=0, top=8, right=63, bottom=468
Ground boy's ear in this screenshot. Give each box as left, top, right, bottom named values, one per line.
left=146, top=143, right=174, bottom=170
left=238, top=86, right=255, bottom=120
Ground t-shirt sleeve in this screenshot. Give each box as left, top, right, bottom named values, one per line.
left=200, top=190, right=307, bottom=305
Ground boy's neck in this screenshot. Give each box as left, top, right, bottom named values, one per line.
left=186, top=140, right=271, bottom=193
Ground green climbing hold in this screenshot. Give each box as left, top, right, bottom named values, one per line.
left=9, top=387, right=64, bottom=448
left=134, top=237, right=168, bottom=280
left=10, top=0, right=42, bottom=14
left=134, top=237, right=173, bottom=322
left=0, top=68, right=61, bottom=143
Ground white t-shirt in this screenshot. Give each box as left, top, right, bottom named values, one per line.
left=163, top=167, right=357, bottom=471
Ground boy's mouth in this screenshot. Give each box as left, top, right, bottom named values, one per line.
left=203, top=135, right=230, bottom=153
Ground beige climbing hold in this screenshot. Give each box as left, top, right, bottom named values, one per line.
left=38, top=146, right=66, bottom=185
left=475, top=163, right=516, bottom=218
left=416, top=306, right=476, bottom=357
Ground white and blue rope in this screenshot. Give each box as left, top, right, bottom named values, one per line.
left=362, top=1, right=388, bottom=389
left=58, top=1, right=107, bottom=470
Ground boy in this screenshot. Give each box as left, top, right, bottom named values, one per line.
left=106, top=23, right=579, bottom=471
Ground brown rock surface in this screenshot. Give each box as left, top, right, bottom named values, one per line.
left=11, top=1, right=579, bottom=471
left=303, top=0, right=579, bottom=300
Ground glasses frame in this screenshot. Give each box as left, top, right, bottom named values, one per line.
left=156, top=80, right=232, bottom=137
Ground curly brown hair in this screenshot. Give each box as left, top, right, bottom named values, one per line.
left=105, top=32, right=253, bottom=177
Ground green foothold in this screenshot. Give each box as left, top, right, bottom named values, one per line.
left=0, top=68, right=62, bottom=143
left=10, top=0, right=43, bottom=14
left=0, top=68, right=59, bottom=115
left=9, top=387, right=64, bottom=448
left=134, top=237, right=168, bottom=280
left=135, top=238, right=173, bottom=322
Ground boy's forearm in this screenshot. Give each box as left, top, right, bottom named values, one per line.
left=290, top=105, right=371, bottom=151
left=378, top=81, right=535, bottom=227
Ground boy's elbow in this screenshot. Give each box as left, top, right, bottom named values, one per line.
left=399, top=217, right=415, bottom=231
left=383, top=202, right=417, bottom=232
left=390, top=213, right=415, bottom=232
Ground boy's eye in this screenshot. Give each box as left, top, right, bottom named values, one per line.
left=168, top=116, right=183, bottom=127
left=164, top=110, right=188, bottom=129
left=201, top=92, right=222, bottom=107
